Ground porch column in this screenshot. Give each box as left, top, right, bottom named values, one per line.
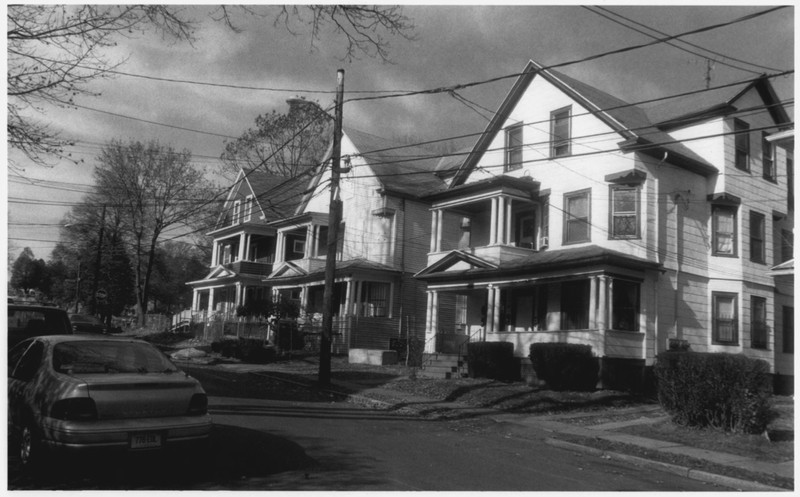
left=192, top=289, right=200, bottom=311
left=492, top=286, right=501, bottom=332
left=343, top=280, right=354, bottom=316
left=310, top=226, right=319, bottom=257
left=489, top=198, right=498, bottom=245
left=430, top=210, right=439, bottom=252
left=207, top=287, right=216, bottom=314
left=607, top=278, right=614, bottom=330
left=211, top=241, right=219, bottom=266
left=238, top=233, right=246, bottom=262
left=235, top=283, right=243, bottom=307
left=597, top=276, right=608, bottom=331
left=589, top=276, right=598, bottom=329
left=305, top=225, right=314, bottom=258
left=496, top=197, right=506, bottom=245
left=424, top=291, right=438, bottom=353
left=276, top=233, right=285, bottom=263
left=505, top=197, right=513, bottom=245
left=435, top=210, right=443, bottom=252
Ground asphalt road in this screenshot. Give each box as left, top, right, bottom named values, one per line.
left=8, top=365, right=721, bottom=491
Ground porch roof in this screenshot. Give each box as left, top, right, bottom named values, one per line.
left=422, top=175, right=540, bottom=203
left=415, top=245, right=661, bottom=283
left=265, top=258, right=401, bottom=286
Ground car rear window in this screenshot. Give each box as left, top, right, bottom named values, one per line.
left=8, top=307, right=71, bottom=335
left=53, top=341, right=179, bottom=375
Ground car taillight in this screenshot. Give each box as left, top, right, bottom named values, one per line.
left=187, top=394, right=208, bottom=416
left=50, top=398, right=98, bottom=421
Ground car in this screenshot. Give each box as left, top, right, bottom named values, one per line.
left=69, top=314, right=108, bottom=334
left=8, top=304, right=72, bottom=347
left=8, top=335, right=212, bottom=469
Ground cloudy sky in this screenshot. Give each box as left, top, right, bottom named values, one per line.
left=6, top=3, right=795, bottom=261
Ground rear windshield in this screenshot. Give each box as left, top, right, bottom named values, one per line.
left=8, top=307, right=71, bottom=335
left=53, top=341, right=179, bottom=375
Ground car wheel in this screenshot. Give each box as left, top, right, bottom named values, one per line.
left=19, top=422, right=41, bottom=470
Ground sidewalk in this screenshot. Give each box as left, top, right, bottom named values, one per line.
left=181, top=357, right=793, bottom=491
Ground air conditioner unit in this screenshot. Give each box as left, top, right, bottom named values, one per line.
left=539, top=236, right=549, bottom=249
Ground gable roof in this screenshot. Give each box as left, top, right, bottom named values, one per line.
left=344, top=127, right=446, bottom=198
left=644, top=75, right=792, bottom=129
left=241, top=168, right=309, bottom=221
left=451, top=60, right=718, bottom=185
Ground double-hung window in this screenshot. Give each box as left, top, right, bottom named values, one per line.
left=750, top=296, right=768, bottom=349
left=609, top=186, right=639, bottom=239
left=563, top=189, right=590, bottom=244
left=749, top=211, right=766, bottom=264
left=712, top=205, right=737, bottom=256
left=712, top=292, right=738, bottom=345
left=550, top=106, right=571, bottom=158
left=612, top=279, right=640, bottom=332
left=244, top=196, right=253, bottom=222
left=360, top=282, right=390, bottom=317
left=734, top=119, right=750, bottom=172
left=762, top=132, right=776, bottom=181
left=505, top=124, right=523, bottom=172
left=232, top=200, right=241, bottom=225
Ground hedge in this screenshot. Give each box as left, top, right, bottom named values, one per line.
left=467, top=341, right=516, bottom=381
left=654, top=351, right=773, bottom=433
left=529, top=343, right=598, bottom=391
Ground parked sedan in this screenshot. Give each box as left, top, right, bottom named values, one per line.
left=68, top=314, right=107, bottom=334
left=8, top=304, right=72, bottom=347
left=8, top=335, right=212, bottom=469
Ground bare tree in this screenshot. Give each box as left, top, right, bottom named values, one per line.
left=93, top=140, right=215, bottom=326
left=220, top=98, right=333, bottom=180
left=7, top=5, right=415, bottom=168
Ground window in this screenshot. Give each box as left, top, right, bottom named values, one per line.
left=244, top=196, right=253, bottom=222
left=712, top=292, right=738, bottom=345
left=712, top=205, right=737, bottom=256
left=505, top=124, right=523, bottom=171
left=749, top=211, right=766, bottom=264
left=232, top=200, right=241, bottom=225
left=515, top=212, right=536, bottom=249
left=762, top=132, right=776, bottom=181
left=560, top=280, right=589, bottom=330
left=734, top=119, right=750, bottom=171
left=612, top=279, right=640, bottom=331
left=550, top=106, right=571, bottom=158
left=563, top=189, right=590, bottom=244
left=783, top=306, right=793, bottom=353
left=360, top=282, right=390, bottom=317
left=781, top=229, right=793, bottom=263
left=293, top=239, right=306, bottom=256
left=751, top=296, right=768, bottom=349
left=455, top=295, right=468, bottom=331
left=610, top=186, right=639, bottom=239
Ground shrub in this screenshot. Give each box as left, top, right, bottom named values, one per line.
left=389, top=338, right=425, bottom=367
left=212, top=337, right=275, bottom=363
left=654, top=351, right=773, bottom=433
left=467, top=341, right=516, bottom=381
left=529, top=343, right=598, bottom=391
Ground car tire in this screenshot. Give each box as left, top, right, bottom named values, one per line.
left=19, top=421, right=43, bottom=471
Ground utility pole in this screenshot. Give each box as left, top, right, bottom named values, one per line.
left=91, top=204, right=106, bottom=316
left=319, top=69, right=345, bottom=386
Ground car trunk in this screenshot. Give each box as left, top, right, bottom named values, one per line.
left=81, top=374, right=196, bottom=419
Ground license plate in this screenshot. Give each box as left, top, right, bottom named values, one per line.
left=130, top=432, right=162, bottom=449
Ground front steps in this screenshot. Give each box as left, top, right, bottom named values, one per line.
left=418, top=353, right=468, bottom=379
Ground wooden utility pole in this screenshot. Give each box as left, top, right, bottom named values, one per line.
left=319, top=69, right=345, bottom=386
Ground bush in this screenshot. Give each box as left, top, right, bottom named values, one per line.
left=467, top=341, right=517, bottom=381
left=529, top=343, right=599, bottom=391
left=389, top=338, right=425, bottom=367
left=654, top=351, right=773, bottom=433
left=211, top=337, right=275, bottom=364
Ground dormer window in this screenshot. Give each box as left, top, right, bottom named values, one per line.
left=550, top=106, right=572, bottom=158
left=505, top=124, right=523, bottom=172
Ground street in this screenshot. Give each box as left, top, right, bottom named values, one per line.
left=8, top=366, right=721, bottom=491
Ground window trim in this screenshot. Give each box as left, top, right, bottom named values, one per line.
left=504, top=123, right=524, bottom=172
left=563, top=188, right=591, bottom=245
left=749, top=210, right=766, bottom=264
left=550, top=106, right=572, bottom=158
left=734, top=118, right=750, bottom=172
left=232, top=200, right=241, bottom=225
left=750, top=296, right=768, bottom=349
left=712, top=205, right=738, bottom=257
left=762, top=132, right=776, bottom=182
left=712, top=292, right=739, bottom=345
left=244, top=195, right=253, bottom=222
left=608, top=185, right=640, bottom=240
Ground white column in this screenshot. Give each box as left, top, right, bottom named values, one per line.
left=434, top=210, right=443, bottom=252
left=207, top=288, right=216, bottom=314
left=344, top=280, right=354, bottom=316
left=276, top=233, right=285, bottom=263
left=235, top=283, right=243, bottom=307
left=211, top=241, right=219, bottom=266
left=238, top=233, right=246, bottom=262
left=430, top=210, right=439, bottom=253
left=505, top=198, right=513, bottom=245
left=607, top=278, right=614, bottom=330
left=497, top=197, right=506, bottom=245
left=424, top=291, right=436, bottom=353
left=492, top=287, right=501, bottom=332
left=489, top=198, right=498, bottom=245
left=589, top=276, right=598, bottom=329
left=597, top=276, right=608, bottom=331
left=192, top=290, right=200, bottom=311
left=486, top=286, right=495, bottom=333
left=305, top=226, right=313, bottom=258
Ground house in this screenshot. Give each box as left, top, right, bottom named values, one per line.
left=186, top=169, right=307, bottom=317
left=414, top=60, right=793, bottom=391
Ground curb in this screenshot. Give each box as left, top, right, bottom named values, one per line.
left=544, top=438, right=789, bottom=492
left=248, top=371, right=395, bottom=410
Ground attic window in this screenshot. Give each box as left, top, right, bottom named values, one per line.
left=550, top=106, right=572, bottom=158
left=244, top=196, right=253, bottom=222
